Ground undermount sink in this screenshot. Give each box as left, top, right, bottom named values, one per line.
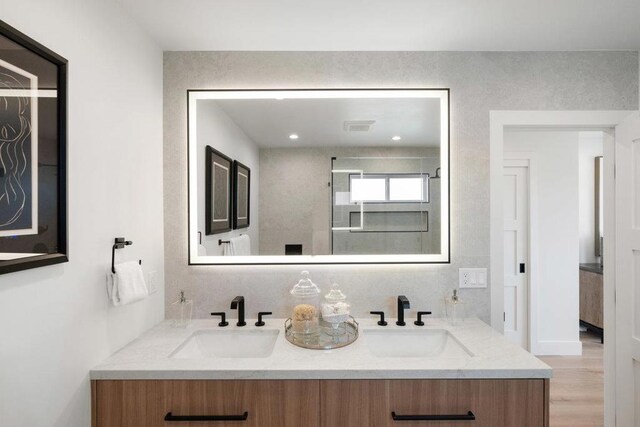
left=170, top=329, right=279, bottom=359
left=363, top=329, right=474, bottom=358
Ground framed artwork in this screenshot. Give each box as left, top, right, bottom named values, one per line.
left=0, top=20, right=68, bottom=275
left=233, top=161, right=250, bottom=229
left=205, top=146, right=233, bottom=235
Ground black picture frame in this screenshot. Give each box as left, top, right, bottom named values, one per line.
left=0, top=20, right=68, bottom=275
left=233, top=161, right=250, bottom=229
left=205, top=146, right=233, bottom=235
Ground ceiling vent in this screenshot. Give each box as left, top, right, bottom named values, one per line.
left=343, top=120, right=375, bottom=132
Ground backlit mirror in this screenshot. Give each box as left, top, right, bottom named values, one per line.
left=188, top=89, right=449, bottom=264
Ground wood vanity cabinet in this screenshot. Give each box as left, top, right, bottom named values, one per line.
left=92, top=380, right=320, bottom=427
left=579, top=268, right=604, bottom=331
left=321, top=379, right=548, bottom=427
left=92, top=378, right=549, bottom=427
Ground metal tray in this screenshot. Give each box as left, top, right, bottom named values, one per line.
left=284, top=316, right=359, bottom=350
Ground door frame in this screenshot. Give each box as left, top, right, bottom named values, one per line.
left=490, top=110, right=634, bottom=426
left=503, top=154, right=537, bottom=351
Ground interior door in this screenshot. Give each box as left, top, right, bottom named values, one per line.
left=503, top=160, right=529, bottom=349
left=614, top=112, right=640, bottom=426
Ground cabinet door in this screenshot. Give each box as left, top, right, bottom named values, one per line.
left=320, top=380, right=389, bottom=427
left=388, top=380, right=546, bottom=427
left=579, top=270, right=603, bottom=328
left=93, top=380, right=319, bottom=427
left=320, top=379, right=547, bottom=427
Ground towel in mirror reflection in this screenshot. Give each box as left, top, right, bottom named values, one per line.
left=223, top=235, right=251, bottom=256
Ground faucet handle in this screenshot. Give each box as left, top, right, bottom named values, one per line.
left=211, top=312, right=229, bottom=327
left=255, top=312, right=272, bottom=327
left=370, top=311, right=388, bottom=326
left=414, top=311, right=432, bottom=326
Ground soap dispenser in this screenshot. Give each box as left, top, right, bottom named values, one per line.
left=171, top=290, right=193, bottom=328
left=290, top=271, right=321, bottom=339
left=444, top=289, right=465, bottom=326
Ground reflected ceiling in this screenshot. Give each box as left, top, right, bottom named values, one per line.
left=209, top=97, right=441, bottom=148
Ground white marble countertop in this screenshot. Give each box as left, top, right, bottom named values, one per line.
left=90, top=317, right=551, bottom=380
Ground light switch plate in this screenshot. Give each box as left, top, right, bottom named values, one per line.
left=459, top=268, right=487, bottom=289
left=147, top=270, right=159, bottom=294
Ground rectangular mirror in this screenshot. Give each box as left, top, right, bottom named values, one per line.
left=188, top=89, right=449, bottom=264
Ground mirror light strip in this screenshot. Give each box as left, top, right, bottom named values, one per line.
left=188, top=89, right=450, bottom=264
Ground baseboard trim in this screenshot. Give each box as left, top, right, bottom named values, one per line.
left=533, top=340, right=582, bottom=356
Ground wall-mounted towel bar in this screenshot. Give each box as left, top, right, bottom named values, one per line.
left=111, top=237, right=141, bottom=274
left=218, top=234, right=243, bottom=246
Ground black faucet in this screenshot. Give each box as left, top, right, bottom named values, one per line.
left=396, top=295, right=410, bottom=326
left=230, top=296, right=246, bottom=326
left=370, top=311, right=388, bottom=326
left=255, top=311, right=272, bottom=327
left=210, top=312, right=229, bottom=327
left=414, top=311, right=432, bottom=326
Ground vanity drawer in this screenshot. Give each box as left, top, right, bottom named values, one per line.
left=92, top=380, right=320, bottom=427
left=320, top=379, right=548, bottom=427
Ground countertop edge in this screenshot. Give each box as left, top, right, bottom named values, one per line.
left=579, top=263, right=604, bottom=275
left=90, top=369, right=553, bottom=381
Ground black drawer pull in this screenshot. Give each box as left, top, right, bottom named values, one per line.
left=164, top=411, right=248, bottom=422
left=392, top=411, right=475, bottom=421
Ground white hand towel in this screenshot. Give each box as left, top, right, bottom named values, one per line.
left=108, top=261, right=148, bottom=306
left=222, top=240, right=235, bottom=256
left=224, top=235, right=251, bottom=256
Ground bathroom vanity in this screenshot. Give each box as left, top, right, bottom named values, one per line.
left=90, top=89, right=550, bottom=426
left=90, top=318, right=551, bottom=426
left=579, top=263, right=604, bottom=341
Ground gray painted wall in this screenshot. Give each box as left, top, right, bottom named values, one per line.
left=164, top=52, right=637, bottom=323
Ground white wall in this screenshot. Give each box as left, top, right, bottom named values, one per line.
left=0, top=2, right=164, bottom=426
left=197, top=101, right=260, bottom=255
left=578, top=131, right=604, bottom=264
left=504, top=130, right=581, bottom=354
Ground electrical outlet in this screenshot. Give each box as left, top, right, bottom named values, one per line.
left=459, top=268, right=487, bottom=289
left=147, top=270, right=159, bottom=294
left=460, top=270, right=472, bottom=287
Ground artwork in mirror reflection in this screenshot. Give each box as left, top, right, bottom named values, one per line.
left=189, top=89, right=449, bottom=264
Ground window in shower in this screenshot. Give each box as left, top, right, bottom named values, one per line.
left=332, top=157, right=440, bottom=255
left=349, top=174, right=429, bottom=203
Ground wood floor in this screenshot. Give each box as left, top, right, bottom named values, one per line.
left=540, top=331, right=604, bottom=427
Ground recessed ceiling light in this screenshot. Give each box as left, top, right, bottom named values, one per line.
left=392, top=136, right=402, bottom=141
left=289, top=134, right=299, bottom=140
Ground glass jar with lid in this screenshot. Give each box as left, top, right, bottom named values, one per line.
left=321, top=283, right=350, bottom=336
left=290, top=271, right=321, bottom=339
